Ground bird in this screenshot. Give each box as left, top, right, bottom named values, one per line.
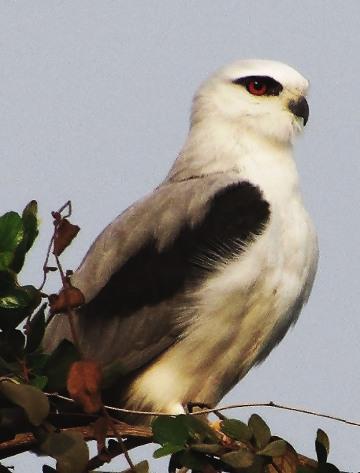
left=44, top=59, right=318, bottom=423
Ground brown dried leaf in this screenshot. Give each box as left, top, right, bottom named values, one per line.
left=49, top=285, right=85, bottom=314
left=67, top=360, right=103, bottom=414
left=119, top=460, right=149, bottom=473
left=53, top=218, right=80, bottom=256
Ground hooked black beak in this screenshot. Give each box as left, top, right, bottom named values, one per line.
left=288, top=96, right=309, bottom=126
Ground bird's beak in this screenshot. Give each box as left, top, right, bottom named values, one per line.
left=288, top=96, right=309, bottom=126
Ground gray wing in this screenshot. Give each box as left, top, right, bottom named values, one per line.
left=44, top=172, right=270, bottom=371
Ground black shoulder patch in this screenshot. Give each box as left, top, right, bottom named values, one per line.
left=82, top=182, right=270, bottom=318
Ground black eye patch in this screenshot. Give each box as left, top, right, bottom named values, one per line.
left=232, top=75, right=283, bottom=96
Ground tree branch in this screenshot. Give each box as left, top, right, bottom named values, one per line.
left=0, top=420, right=152, bottom=460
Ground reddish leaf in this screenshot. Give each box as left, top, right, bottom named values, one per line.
left=53, top=218, right=80, bottom=256
left=66, top=360, right=103, bottom=414
left=49, top=285, right=85, bottom=314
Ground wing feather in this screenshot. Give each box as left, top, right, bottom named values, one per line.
left=45, top=173, right=270, bottom=371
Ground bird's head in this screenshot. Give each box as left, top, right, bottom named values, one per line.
left=191, top=59, right=309, bottom=145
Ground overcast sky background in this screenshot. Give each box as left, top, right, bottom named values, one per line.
left=1, top=1, right=359, bottom=471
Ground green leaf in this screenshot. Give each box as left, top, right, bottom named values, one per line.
left=0, top=380, right=49, bottom=425
left=151, top=415, right=189, bottom=447
left=177, top=449, right=207, bottom=470
left=0, top=271, right=40, bottom=309
left=317, top=463, right=340, bottom=473
left=221, top=418, right=253, bottom=442
left=0, top=356, right=20, bottom=376
left=316, top=429, right=330, bottom=464
left=44, top=339, right=80, bottom=392
left=0, top=329, right=25, bottom=360
left=21, top=201, right=39, bottom=252
left=25, top=304, right=46, bottom=353
left=0, top=212, right=24, bottom=271
left=10, top=201, right=39, bottom=273
left=182, top=414, right=218, bottom=442
left=30, top=375, right=48, bottom=390
left=0, top=286, right=32, bottom=309
left=221, top=448, right=255, bottom=468
left=191, top=443, right=223, bottom=454
left=0, top=277, right=41, bottom=330
left=0, top=254, right=13, bottom=273
left=245, top=455, right=267, bottom=473
left=40, top=430, right=89, bottom=473
left=257, top=439, right=287, bottom=457
left=0, top=271, right=16, bottom=291
left=248, top=414, right=271, bottom=449
left=27, top=352, right=50, bottom=374
left=0, top=407, right=29, bottom=441
left=11, top=201, right=39, bottom=273
left=153, top=443, right=184, bottom=458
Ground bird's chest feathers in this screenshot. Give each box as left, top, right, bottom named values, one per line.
left=130, top=195, right=317, bottom=411
left=129, top=143, right=318, bottom=410
left=181, top=197, right=316, bottom=395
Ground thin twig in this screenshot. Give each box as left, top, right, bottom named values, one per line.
left=0, top=421, right=152, bottom=460
left=45, top=393, right=360, bottom=428
left=38, top=235, right=55, bottom=291
left=56, top=200, right=72, bottom=218
left=86, top=436, right=152, bottom=471
left=38, top=200, right=71, bottom=292
left=103, top=408, right=136, bottom=472
left=53, top=253, right=82, bottom=356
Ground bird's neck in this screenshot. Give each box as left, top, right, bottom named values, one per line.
left=165, top=118, right=301, bottom=203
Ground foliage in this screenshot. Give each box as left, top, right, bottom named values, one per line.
left=0, top=203, right=345, bottom=472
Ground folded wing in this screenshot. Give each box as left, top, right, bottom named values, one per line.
left=45, top=173, right=270, bottom=372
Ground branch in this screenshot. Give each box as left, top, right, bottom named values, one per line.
left=0, top=420, right=320, bottom=472
left=46, top=393, right=360, bottom=428
left=0, top=420, right=152, bottom=460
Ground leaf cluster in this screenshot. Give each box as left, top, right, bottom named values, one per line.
left=152, top=414, right=340, bottom=473
left=0, top=203, right=89, bottom=472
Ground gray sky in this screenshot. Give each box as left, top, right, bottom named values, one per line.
left=1, top=1, right=359, bottom=471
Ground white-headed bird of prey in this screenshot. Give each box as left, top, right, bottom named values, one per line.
left=45, top=59, right=318, bottom=421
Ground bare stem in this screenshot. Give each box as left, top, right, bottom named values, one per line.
left=56, top=200, right=72, bottom=218
left=102, top=408, right=136, bottom=472
left=53, top=253, right=82, bottom=356
left=45, top=393, right=360, bottom=428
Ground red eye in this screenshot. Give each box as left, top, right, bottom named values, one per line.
left=247, top=80, right=268, bottom=96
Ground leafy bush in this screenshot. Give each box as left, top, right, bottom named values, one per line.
left=0, top=203, right=343, bottom=473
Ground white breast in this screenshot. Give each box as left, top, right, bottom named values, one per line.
left=127, top=193, right=317, bottom=414
left=127, top=138, right=318, bottom=414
